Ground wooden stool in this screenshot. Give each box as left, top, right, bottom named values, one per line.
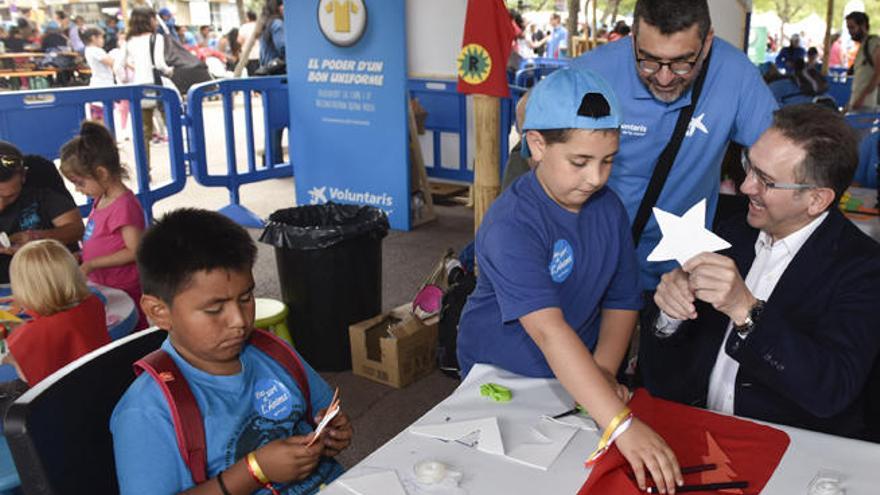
left=254, top=298, right=294, bottom=346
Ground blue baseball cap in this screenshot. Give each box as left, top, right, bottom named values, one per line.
left=158, top=7, right=172, bottom=17
left=521, top=67, right=622, bottom=157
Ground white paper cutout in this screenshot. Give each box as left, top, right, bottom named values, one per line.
left=504, top=419, right=579, bottom=470
left=409, top=417, right=505, bottom=455
left=338, top=470, right=408, bottom=495
left=408, top=417, right=577, bottom=471
left=647, top=199, right=732, bottom=266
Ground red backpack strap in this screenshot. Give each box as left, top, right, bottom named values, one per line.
left=134, top=350, right=208, bottom=485
left=250, top=328, right=316, bottom=428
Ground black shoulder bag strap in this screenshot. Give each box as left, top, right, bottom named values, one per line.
left=631, top=49, right=713, bottom=244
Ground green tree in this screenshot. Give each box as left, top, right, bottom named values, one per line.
left=752, top=0, right=852, bottom=41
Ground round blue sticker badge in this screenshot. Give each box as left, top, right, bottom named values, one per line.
left=253, top=378, right=294, bottom=420
left=549, top=239, right=575, bottom=283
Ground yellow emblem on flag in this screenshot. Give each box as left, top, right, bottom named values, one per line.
left=457, top=44, right=492, bottom=85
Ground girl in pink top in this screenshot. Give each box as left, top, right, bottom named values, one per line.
left=60, top=121, right=147, bottom=331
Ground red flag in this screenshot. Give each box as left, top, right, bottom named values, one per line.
left=456, top=0, right=516, bottom=98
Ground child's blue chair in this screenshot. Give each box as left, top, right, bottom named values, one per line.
left=3, top=328, right=166, bottom=494
left=856, top=131, right=879, bottom=189
left=0, top=437, right=20, bottom=494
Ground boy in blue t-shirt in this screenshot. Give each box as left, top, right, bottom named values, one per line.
left=457, top=68, right=682, bottom=493
left=111, top=209, right=352, bottom=494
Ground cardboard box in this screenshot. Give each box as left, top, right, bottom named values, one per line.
left=349, top=304, right=438, bottom=388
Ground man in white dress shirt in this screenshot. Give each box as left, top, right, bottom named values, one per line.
left=646, top=104, right=880, bottom=441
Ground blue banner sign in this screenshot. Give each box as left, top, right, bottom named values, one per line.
left=287, top=0, right=410, bottom=230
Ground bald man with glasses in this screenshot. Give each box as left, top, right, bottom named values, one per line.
left=647, top=105, right=880, bottom=441
left=572, top=0, right=778, bottom=294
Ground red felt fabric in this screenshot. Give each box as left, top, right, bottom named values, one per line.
left=578, top=389, right=790, bottom=495
left=7, top=294, right=109, bottom=386
left=456, top=0, right=515, bottom=98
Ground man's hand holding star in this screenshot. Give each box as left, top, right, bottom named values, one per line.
left=682, top=253, right=757, bottom=326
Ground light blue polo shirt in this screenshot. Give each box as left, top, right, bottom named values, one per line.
left=547, top=25, right=569, bottom=59
left=571, top=37, right=778, bottom=289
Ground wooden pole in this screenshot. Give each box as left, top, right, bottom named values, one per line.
left=408, top=99, right=436, bottom=227
left=821, top=0, right=834, bottom=76
left=472, top=95, right=501, bottom=233
left=592, top=0, right=597, bottom=48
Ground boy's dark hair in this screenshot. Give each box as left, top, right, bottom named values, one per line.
left=81, top=27, right=104, bottom=44
left=59, top=121, right=127, bottom=180
left=138, top=208, right=257, bottom=304
left=772, top=104, right=858, bottom=205
left=55, top=11, right=67, bottom=21
left=247, top=10, right=257, bottom=21
left=634, top=0, right=711, bottom=39
left=846, top=12, right=869, bottom=31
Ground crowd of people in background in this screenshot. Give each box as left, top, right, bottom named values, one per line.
left=0, top=4, right=272, bottom=89
left=508, top=9, right=635, bottom=63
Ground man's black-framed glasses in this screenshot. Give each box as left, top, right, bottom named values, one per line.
left=634, top=30, right=709, bottom=76
left=741, top=150, right=818, bottom=193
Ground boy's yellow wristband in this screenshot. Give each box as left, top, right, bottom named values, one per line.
left=585, top=406, right=633, bottom=466
left=246, top=452, right=271, bottom=484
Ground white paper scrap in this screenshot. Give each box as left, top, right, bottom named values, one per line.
left=338, top=470, right=408, bottom=495
left=308, top=402, right=340, bottom=446
left=647, top=199, right=732, bottom=266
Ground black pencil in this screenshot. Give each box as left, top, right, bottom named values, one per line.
left=646, top=481, right=748, bottom=493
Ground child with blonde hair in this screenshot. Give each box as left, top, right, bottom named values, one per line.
left=4, top=239, right=109, bottom=387
left=60, top=120, right=146, bottom=330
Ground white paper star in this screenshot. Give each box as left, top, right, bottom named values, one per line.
left=647, top=199, right=731, bottom=266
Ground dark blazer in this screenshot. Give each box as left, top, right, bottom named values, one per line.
left=640, top=208, right=880, bottom=440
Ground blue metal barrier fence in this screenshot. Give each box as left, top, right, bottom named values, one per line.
left=0, top=84, right=187, bottom=222
left=408, top=78, right=513, bottom=184
left=186, top=76, right=292, bottom=228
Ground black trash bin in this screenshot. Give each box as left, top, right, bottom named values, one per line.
left=259, top=203, right=389, bottom=371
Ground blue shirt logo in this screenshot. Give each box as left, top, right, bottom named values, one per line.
left=549, top=239, right=575, bottom=283
left=253, top=378, right=294, bottom=420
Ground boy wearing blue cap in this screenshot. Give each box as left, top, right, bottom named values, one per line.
left=457, top=68, right=682, bottom=493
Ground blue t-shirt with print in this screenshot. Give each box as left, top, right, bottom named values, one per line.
left=111, top=338, right=343, bottom=494
left=571, top=37, right=778, bottom=290
left=456, top=172, right=642, bottom=378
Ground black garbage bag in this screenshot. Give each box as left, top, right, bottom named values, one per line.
left=259, top=202, right=389, bottom=249
left=259, top=203, right=389, bottom=370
